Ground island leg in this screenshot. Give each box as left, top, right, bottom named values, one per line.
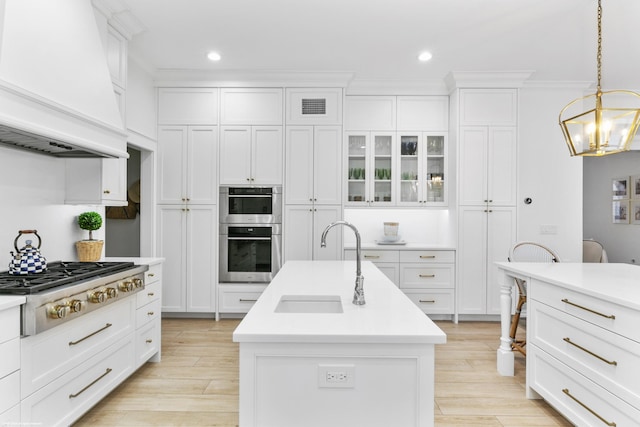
left=496, top=270, right=514, bottom=376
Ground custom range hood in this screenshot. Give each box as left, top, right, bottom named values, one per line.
left=0, top=0, right=128, bottom=158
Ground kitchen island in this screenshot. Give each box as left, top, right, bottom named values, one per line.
left=233, top=260, right=446, bottom=427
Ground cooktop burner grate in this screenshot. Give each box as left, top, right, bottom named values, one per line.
left=0, top=261, right=136, bottom=294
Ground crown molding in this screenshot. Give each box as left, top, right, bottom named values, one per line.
left=345, top=79, right=448, bottom=96
left=444, top=71, right=536, bottom=92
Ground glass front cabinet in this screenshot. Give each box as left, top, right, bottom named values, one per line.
left=346, top=131, right=447, bottom=207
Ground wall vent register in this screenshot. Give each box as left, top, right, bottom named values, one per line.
left=301, top=98, right=327, bottom=115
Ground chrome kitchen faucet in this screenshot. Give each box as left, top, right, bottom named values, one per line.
left=320, top=221, right=365, bottom=305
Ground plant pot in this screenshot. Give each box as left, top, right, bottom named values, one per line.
left=75, top=240, right=104, bottom=262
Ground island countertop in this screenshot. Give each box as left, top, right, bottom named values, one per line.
left=233, top=260, right=446, bottom=344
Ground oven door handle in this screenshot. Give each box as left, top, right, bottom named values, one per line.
left=227, top=237, right=272, bottom=241
left=229, top=194, right=271, bottom=198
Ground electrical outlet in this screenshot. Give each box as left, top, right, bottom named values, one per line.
left=318, top=364, right=355, bottom=388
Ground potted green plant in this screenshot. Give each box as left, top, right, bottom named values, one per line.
left=75, top=211, right=104, bottom=262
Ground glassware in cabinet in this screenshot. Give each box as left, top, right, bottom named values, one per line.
left=347, top=134, right=367, bottom=203
left=425, top=135, right=445, bottom=203
left=399, top=134, right=420, bottom=203
left=373, top=134, right=393, bottom=203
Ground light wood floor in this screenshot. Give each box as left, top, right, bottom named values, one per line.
left=74, top=318, right=572, bottom=427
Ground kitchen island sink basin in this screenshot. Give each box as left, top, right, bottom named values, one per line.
left=275, top=295, right=343, bottom=313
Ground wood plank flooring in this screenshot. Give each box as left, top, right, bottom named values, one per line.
left=74, top=318, right=572, bottom=426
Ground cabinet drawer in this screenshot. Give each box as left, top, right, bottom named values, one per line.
left=0, top=306, right=20, bottom=343
left=399, top=250, right=454, bottom=264
left=0, top=370, right=19, bottom=414
left=136, top=299, right=161, bottom=328
left=345, top=249, right=399, bottom=263
left=21, top=335, right=135, bottom=427
left=144, top=263, right=162, bottom=285
left=0, top=337, right=19, bottom=379
left=0, top=402, right=19, bottom=426
left=400, top=264, right=453, bottom=289
left=137, top=281, right=161, bottom=308
left=135, top=321, right=160, bottom=368
left=531, top=278, right=639, bottom=342
left=529, top=345, right=640, bottom=427
left=218, top=285, right=267, bottom=313
left=403, top=290, right=454, bottom=314
left=530, top=299, right=640, bottom=408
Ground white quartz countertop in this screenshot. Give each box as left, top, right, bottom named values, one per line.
left=345, top=243, right=456, bottom=250
left=496, top=262, right=640, bottom=310
left=233, top=260, right=447, bottom=344
left=0, top=295, right=25, bottom=310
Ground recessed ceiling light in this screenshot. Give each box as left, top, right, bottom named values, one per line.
left=207, top=51, right=221, bottom=61
left=418, top=51, right=432, bottom=62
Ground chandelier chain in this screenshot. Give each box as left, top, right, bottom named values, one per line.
left=597, top=0, right=602, bottom=91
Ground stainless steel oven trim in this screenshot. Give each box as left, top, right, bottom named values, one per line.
left=219, top=186, right=282, bottom=224
left=219, top=223, right=282, bottom=283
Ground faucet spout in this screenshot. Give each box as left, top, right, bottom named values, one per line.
left=320, top=221, right=365, bottom=305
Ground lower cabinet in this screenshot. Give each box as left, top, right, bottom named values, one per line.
left=135, top=261, right=162, bottom=367
left=0, top=304, right=21, bottom=425
left=218, top=283, right=268, bottom=315
left=345, top=248, right=455, bottom=316
left=284, top=205, right=342, bottom=261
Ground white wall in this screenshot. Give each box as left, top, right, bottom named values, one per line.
left=517, top=86, right=584, bottom=261
left=584, top=151, right=640, bottom=264
left=0, top=146, right=105, bottom=268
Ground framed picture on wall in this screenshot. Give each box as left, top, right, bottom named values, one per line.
left=613, top=199, right=629, bottom=224
left=632, top=200, right=640, bottom=224
left=631, top=175, right=640, bottom=199
left=612, top=177, right=630, bottom=200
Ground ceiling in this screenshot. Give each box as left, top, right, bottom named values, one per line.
left=109, top=0, right=640, bottom=88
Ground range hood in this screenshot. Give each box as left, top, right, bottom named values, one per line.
left=0, top=0, right=128, bottom=158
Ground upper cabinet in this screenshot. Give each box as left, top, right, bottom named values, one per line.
left=459, top=89, right=517, bottom=126
left=105, top=25, right=127, bottom=90
left=220, top=88, right=283, bottom=125
left=285, top=88, right=342, bottom=125
left=345, top=96, right=396, bottom=131
left=158, top=88, right=219, bottom=125
left=396, top=96, right=448, bottom=131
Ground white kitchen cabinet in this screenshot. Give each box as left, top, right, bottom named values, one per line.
left=345, top=248, right=400, bottom=285
left=396, top=96, right=448, bottom=131
left=459, top=89, right=517, bottom=127
left=65, top=157, right=127, bottom=206
left=457, top=206, right=515, bottom=315
left=135, top=261, right=162, bottom=367
left=397, top=132, right=448, bottom=206
left=345, top=96, right=396, bottom=131
left=285, top=125, right=342, bottom=205
left=285, top=88, right=342, bottom=125
left=284, top=205, right=342, bottom=261
left=158, top=88, right=218, bottom=125
left=0, top=304, right=20, bottom=424
left=157, top=126, right=218, bottom=204
left=220, top=88, right=283, bottom=125
left=105, top=25, right=127, bottom=90
left=219, top=125, right=283, bottom=185
left=458, top=126, right=516, bottom=206
left=157, top=205, right=217, bottom=313
left=217, top=283, right=268, bottom=315
left=346, top=131, right=396, bottom=206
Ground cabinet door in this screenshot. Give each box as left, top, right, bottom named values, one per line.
left=313, top=126, right=342, bottom=205
left=285, top=126, right=314, bottom=204
left=457, top=207, right=488, bottom=314
left=313, top=206, right=342, bottom=260
left=396, top=96, right=448, bottom=131
left=398, top=132, right=421, bottom=205
left=486, top=207, right=516, bottom=314
left=423, top=133, right=447, bottom=205
left=346, top=132, right=369, bottom=205
left=158, top=88, right=218, bottom=125
left=185, top=205, right=217, bottom=312
left=345, top=96, right=396, bottom=130
left=487, top=127, right=517, bottom=206
left=458, top=127, right=488, bottom=205
left=65, top=158, right=127, bottom=206
left=369, top=132, right=395, bottom=206
left=220, top=88, right=283, bottom=125
left=157, top=205, right=186, bottom=311
left=219, top=126, right=252, bottom=185
left=252, top=126, right=283, bottom=185
left=187, top=126, right=218, bottom=204
left=102, top=158, right=127, bottom=203
left=157, top=126, right=187, bottom=204
left=284, top=206, right=314, bottom=261
left=459, top=89, right=517, bottom=127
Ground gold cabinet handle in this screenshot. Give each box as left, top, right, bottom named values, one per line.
left=103, top=190, right=111, bottom=194
left=563, top=337, right=617, bottom=366
left=419, top=274, right=435, bottom=278
left=148, top=273, right=155, bottom=277
left=419, top=255, right=435, bottom=259
left=239, top=298, right=258, bottom=302
left=69, top=368, right=112, bottom=399
left=146, top=339, right=153, bottom=344
left=69, top=323, right=112, bottom=346
left=364, top=255, right=380, bottom=259
left=419, top=299, right=436, bottom=303
left=562, top=388, right=616, bottom=426
left=147, top=311, right=154, bottom=316
left=147, top=292, right=155, bottom=297
left=561, top=298, right=616, bottom=319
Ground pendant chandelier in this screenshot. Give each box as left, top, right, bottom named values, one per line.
left=559, top=0, right=640, bottom=156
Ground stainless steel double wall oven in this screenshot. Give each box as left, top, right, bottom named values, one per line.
left=219, top=186, right=282, bottom=283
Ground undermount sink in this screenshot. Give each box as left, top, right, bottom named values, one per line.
left=275, top=295, right=343, bottom=313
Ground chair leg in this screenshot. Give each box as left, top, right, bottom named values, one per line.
left=509, top=295, right=527, bottom=356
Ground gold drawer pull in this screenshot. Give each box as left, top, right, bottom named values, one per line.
left=563, top=337, right=617, bottom=366
left=364, top=255, right=380, bottom=259
left=561, top=298, right=616, bottom=319
left=562, top=388, right=616, bottom=426
left=69, top=368, right=112, bottom=399
left=147, top=311, right=154, bottom=316
left=239, top=298, right=258, bottom=302
left=148, top=273, right=155, bottom=277
left=419, top=274, right=435, bottom=278
left=419, top=299, right=436, bottom=303
left=419, top=255, right=435, bottom=259
left=147, top=292, right=155, bottom=297
left=69, top=323, right=112, bottom=346
left=146, top=339, right=153, bottom=344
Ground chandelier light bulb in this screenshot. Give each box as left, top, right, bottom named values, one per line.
left=207, top=51, right=221, bottom=61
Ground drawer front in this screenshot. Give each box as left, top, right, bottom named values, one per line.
left=144, top=263, right=162, bottom=285
left=0, top=371, right=19, bottom=414
left=403, top=290, right=454, bottom=314
left=21, top=298, right=135, bottom=397
left=21, top=335, right=135, bottom=427
left=345, top=249, right=399, bottom=263
left=218, top=285, right=267, bottom=313
left=399, top=250, right=454, bottom=264
left=136, top=281, right=161, bottom=308
left=135, top=321, right=160, bottom=368
left=373, top=263, right=399, bottom=286
left=530, top=299, right=640, bottom=408
left=400, top=264, right=453, bottom=289
left=0, top=337, right=19, bottom=379
left=136, top=298, right=161, bottom=328
left=0, top=403, right=20, bottom=426
left=0, top=306, right=20, bottom=343
left=529, top=345, right=640, bottom=427
left=531, top=278, right=639, bottom=342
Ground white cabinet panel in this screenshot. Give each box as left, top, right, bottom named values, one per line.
left=396, top=96, right=448, bottom=131
left=158, top=88, right=218, bottom=125
left=220, top=88, right=283, bottom=125
left=220, top=126, right=283, bottom=185
left=253, top=126, right=283, bottom=185
left=65, top=158, right=127, bottom=206
left=286, top=88, right=342, bottom=125
left=284, top=205, right=342, bottom=261
left=459, top=89, right=517, bottom=126
left=345, top=96, right=396, bottom=131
